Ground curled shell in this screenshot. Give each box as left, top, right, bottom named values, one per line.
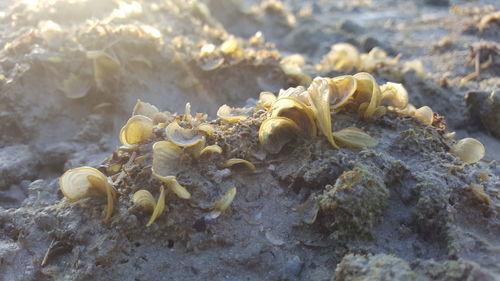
left=332, top=128, right=378, bottom=149
left=59, top=166, right=116, bottom=223
left=328, top=75, right=357, bottom=110
left=353, top=72, right=384, bottom=120
left=119, top=115, right=154, bottom=146
left=200, top=144, right=223, bottom=156
left=323, top=43, right=360, bottom=72
left=153, top=174, right=191, bottom=199
left=132, top=99, right=168, bottom=124
left=280, top=54, right=312, bottom=85
left=450, top=138, right=485, bottom=164
left=307, top=77, right=339, bottom=149
left=132, top=186, right=166, bottom=227
left=217, top=104, right=252, bottom=123
left=209, top=187, right=237, bottom=219
left=152, top=141, right=183, bottom=177
left=270, top=97, right=316, bottom=138
left=165, top=121, right=204, bottom=147
left=413, top=106, right=434, bottom=126
left=224, top=158, right=256, bottom=171
left=259, top=117, right=300, bottom=154
left=380, top=82, right=409, bottom=109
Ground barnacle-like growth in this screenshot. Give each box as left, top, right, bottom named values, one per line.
left=217, top=104, right=252, bottom=123
left=269, top=97, right=316, bottom=137
left=413, top=106, right=434, bottom=126
left=353, top=72, right=385, bottom=120
left=224, top=158, right=256, bottom=171
left=307, top=77, right=339, bottom=149
left=119, top=115, right=155, bottom=146
left=59, top=167, right=116, bottom=223
left=165, top=121, right=204, bottom=147
left=332, top=128, right=378, bottom=149
left=450, top=138, right=485, bottom=164
left=259, top=117, right=300, bottom=154
left=132, top=186, right=166, bottom=227
left=257, top=91, right=278, bottom=109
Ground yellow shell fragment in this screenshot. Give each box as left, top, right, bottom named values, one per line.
left=413, top=106, right=434, bottom=126
left=214, top=187, right=237, bottom=213
left=450, top=138, right=485, bottom=164
left=217, top=104, right=252, bottom=123
left=307, top=77, right=339, bottom=149
left=328, top=75, right=357, bottom=110
left=259, top=117, right=300, bottom=154
left=380, top=82, right=409, bottom=109
left=153, top=175, right=191, bottom=199
left=270, top=97, right=316, bottom=138
left=468, top=184, right=492, bottom=205
left=224, top=158, right=256, bottom=171
left=200, top=144, right=223, bottom=156
left=119, top=115, right=154, bottom=146
left=332, top=128, right=378, bottom=149
left=277, top=86, right=310, bottom=105
left=59, top=166, right=116, bottom=223
left=197, top=123, right=215, bottom=136
left=152, top=141, right=183, bottom=177
left=165, top=121, right=204, bottom=147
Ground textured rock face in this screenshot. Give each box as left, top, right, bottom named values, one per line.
left=0, top=0, right=499, bottom=280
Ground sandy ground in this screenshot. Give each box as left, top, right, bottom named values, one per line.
left=0, top=0, right=499, bottom=280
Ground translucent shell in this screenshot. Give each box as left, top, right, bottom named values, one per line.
left=450, top=138, right=485, bottom=164
left=86, top=50, right=120, bottom=91
left=353, top=72, right=384, bottom=119
left=277, top=86, right=310, bottom=105
left=380, top=82, right=409, bottom=109
left=307, top=77, right=339, bottom=149
left=328, top=75, right=357, bottom=110
left=132, top=186, right=166, bottom=227
left=332, top=128, right=378, bottom=149
left=119, top=115, right=154, bottom=146
left=59, top=166, right=116, bottom=223
left=413, top=106, right=434, bottom=126
left=269, top=97, right=316, bottom=138
left=60, top=73, right=91, bottom=99
left=165, top=121, right=204, bottom=147
left=209, top=187, right=237, bottom=219
left=259, top=117, right=300, bottom=154
left=280, top=54, right=312, bottom=86
left=217, top=104, right=252, bottom=123
left=324, top=43, right=360, bottom=72
left=224, top=158, right=256, bottom=171
left=197, top=123, right=215, bottom=136
left=152, top=141, right=182, bottom=177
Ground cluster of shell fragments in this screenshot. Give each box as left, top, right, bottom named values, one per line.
left=59, top=73, right=486, bottom=225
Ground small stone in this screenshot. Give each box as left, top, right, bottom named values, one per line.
left=339, top=19, right=363, bottom=34
left=282, top=255, right=304, bottom=281
left=0, top=144, right=39, bottom=190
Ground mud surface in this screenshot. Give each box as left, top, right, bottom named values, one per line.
left=0, top=0, right=499, bottom=280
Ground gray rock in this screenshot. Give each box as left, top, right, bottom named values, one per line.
left=466, top=91, right=500, bottom=139
left=0, top=144, right=39, bottom=190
